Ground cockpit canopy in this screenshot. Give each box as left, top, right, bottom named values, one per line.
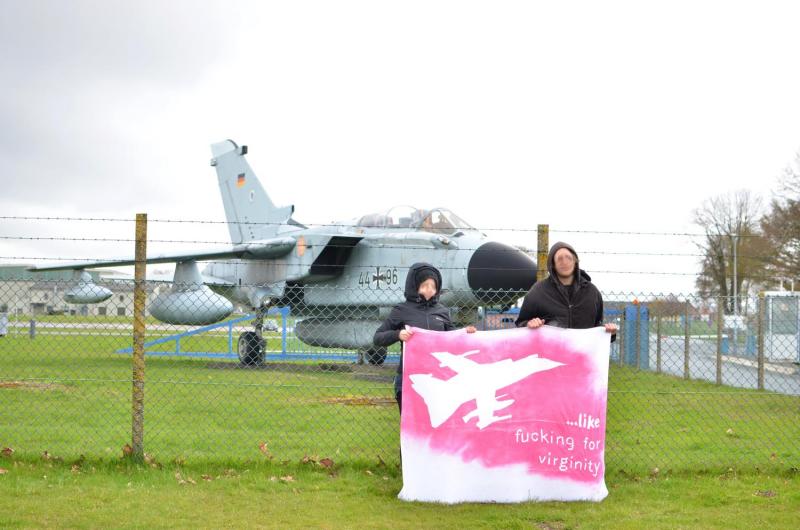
left=357, top=206, right=475, bottom=234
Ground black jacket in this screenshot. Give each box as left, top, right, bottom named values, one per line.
left=515, top=242, right=614, bottom=341
left=373, top=263, right=455, bottom=391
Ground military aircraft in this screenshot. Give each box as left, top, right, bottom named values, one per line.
left=30, top=140, right=537, bottom=365
left=409, top=350, right=564, bottom=429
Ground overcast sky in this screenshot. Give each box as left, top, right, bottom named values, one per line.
left=2, top=0, right=800, bottom=294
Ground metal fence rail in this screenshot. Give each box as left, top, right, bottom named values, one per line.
left=1, top=277, right=798, bottom=472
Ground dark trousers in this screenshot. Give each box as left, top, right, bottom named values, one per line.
left=394, top=374, right=402, bottom=414
left=396, top=390, right=402, bottom=465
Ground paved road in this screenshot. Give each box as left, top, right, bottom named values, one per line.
left=615, top=336, right=800, bottom=396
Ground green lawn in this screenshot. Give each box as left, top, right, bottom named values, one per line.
left=0, top=458, right=796, bottom=529
left=1, top=325, right=798, bottom=473
left=1, top=322, right=799, bottom=527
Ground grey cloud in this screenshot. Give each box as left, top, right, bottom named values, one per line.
left=0, top=0, right=239, bottom=212
left=0, top=0, right=232, bottom=85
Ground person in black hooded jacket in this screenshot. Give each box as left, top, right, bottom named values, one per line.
left=373, top=262, right=476, bottom=411
left=516, top=241, right=617, bottom=339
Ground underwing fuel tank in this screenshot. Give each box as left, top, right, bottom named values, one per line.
left=149, top=261, right=233, bottom=325
left=64, top=271, right=113, bottom=304
left=149, top=288, right=233, bottom=325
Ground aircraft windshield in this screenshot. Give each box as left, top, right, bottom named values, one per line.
left=356, top=206, right=475, bottom=234
left=415, top=208, right=475, bottom=234
left=357, top=206, right=417, bottom=228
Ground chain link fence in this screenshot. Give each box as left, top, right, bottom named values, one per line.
left=1, top=274, right=798, bottom=473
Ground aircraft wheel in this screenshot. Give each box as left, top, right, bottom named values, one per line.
left=238, top=332, right=265, bottom=366
left=365, top=347, right=387, bottom=366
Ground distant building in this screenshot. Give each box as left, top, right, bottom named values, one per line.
left=0, top=265, right=152, bottom=317
left=762, top=291, right=800, bottom=362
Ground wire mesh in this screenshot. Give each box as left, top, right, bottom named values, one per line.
left=1, top=276, right=798, bottom=472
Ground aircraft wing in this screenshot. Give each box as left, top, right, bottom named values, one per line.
left=75, top=269, right=236, bottom=286
left=27, top=236, right=297, bottom=272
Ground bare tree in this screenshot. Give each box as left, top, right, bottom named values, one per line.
left=648, top=294, right=691, bottom=318
left=776, top=150, right=800, bottom=199
left=693, top=190, right=764, bottom=313
left=761, top=155, right=800, bottom=285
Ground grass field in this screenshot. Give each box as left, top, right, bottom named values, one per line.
left=0, top=458, right=797, bottom=529
left=1, top=323, right=798, bottom=472
left=1, top=322, right=799, bottom=527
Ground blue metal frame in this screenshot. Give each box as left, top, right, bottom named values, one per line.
left=114, top=307, right=401, bottom=363
left=115, top=307, right=290, bottom=357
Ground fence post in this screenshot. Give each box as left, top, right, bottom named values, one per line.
left=228, top=320, right=234, bottom=355
left=634, top=302, right=641, bottom=370
left=618, top=310, right=625, bottom=366
left=757, top=292, right=765, bottom=390
left=656, top=312, right=662, bottom=374
left=131, top=213, right=148, bottom=459
left=536, top=224, right=549, bottom=282
left=716, top=296, right=723, bottom=385
left=281, top=307, right=288, bottom=354
left=684, top=299, right=690, bottom=380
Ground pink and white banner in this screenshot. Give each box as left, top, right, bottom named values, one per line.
left=399, top=326, right=611, bottom=503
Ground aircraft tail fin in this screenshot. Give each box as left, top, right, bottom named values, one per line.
left=210, top=140, right=295, bottom=244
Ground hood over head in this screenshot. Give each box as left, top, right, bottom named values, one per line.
left=547, top=241, right=591, bottom=284
left=404, top=262, right=442, bottom=303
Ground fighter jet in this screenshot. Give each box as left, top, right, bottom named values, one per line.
left=409, top=350, right=564, bottom=429
left=30, top=140, right=537, bottom=365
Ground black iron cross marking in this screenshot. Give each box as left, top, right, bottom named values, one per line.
left=371, top=267, right=389, bottom=289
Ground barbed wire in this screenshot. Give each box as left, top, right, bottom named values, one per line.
left=0, top=258, right=797, bottom=280
left=0, top=236, right=780, bottom=261
left=0, top=248, right=782, bottom=263
left=0, top=236, right=236, bottom=245
left=0, top=249, right=730, bottom=259
left=0, top=216, right=137, bottom=223
left=0, top=215, right=769, bottom=238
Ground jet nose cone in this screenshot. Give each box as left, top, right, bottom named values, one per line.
left=467, top=242, right=537, bottom=301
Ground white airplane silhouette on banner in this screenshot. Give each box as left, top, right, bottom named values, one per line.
left=409, top=350, right=565, bottom=429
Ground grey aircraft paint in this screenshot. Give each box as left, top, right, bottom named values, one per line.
left=30, top=140, right=537, bottom=363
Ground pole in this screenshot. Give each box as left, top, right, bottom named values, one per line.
left=635, top=303, right=641, bottom=370
left=131, top=213, right=147, bottom=459
left=656, top=313, right=662, bottom=374
left=732, top=234, right=739, bottom=354
left=684, top=300, right=690, bottom=380
left=618, top=311, right=625, bottom=366
left=757, top=291, right=765, bottom=390
left=716, top=296, right=723, bottom=385
left=536, top=224, right=549, bottom=282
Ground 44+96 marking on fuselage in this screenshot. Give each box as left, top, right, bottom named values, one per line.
left=357, top=266, right=399, bottom=289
